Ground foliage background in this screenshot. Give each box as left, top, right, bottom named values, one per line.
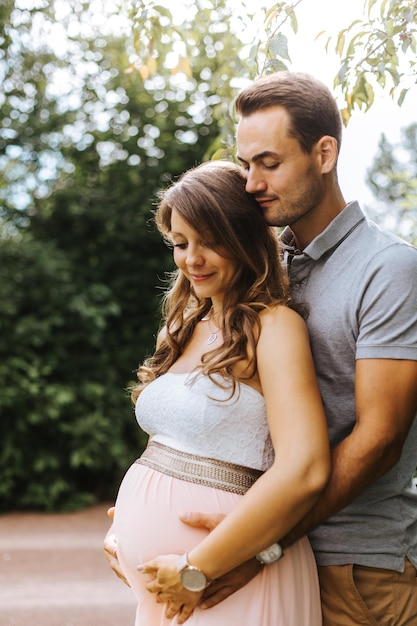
left=0, top=0, right=230, bottom=511
left=1, top=0, right=416, bottom=511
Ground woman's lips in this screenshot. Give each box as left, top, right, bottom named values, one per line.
left=190, top=273, right=214, bottom=282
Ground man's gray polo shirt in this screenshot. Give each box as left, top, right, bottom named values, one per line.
left=281, top=201, right=417, bottom=571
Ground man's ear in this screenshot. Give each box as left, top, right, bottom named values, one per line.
left=316, top=135, right=338, bottom=174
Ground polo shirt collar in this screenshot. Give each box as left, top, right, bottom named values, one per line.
left=281, top=201, right=366, bottom=261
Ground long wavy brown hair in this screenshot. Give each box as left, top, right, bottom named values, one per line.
left=132, top=160, right=293, bottom=401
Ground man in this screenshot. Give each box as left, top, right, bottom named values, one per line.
left=105, top=72, right=417, bottom=625
left=183, top=72, right=417, bottom=625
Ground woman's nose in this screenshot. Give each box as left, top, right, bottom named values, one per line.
left=186, top=244, right=204, bottom=266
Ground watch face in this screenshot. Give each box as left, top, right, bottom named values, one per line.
left=257, top=542, right=283, bottom=564
left=181, top=567, right=207, bottom=592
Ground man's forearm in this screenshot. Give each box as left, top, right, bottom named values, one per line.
left=282, top=432, right=400, bottom=548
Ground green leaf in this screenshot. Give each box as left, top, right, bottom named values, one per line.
left=364, top=80, right=375, bottom=108
left=366, top=56, right=381, bottom=67
left=264, top=6, right=280, bottom=30
left=264, top=58, right=288, bottom=73
left=380, top=0, right=390, bottom=19
left=268, top=33, right=291, bottom=62
left=366, top=0, right=378, bottom=17
left=386, top=65, right=401, bottom=85
left=384, top=18, right=395, bottom=36
left=403, top=7, right=415, bottom=22
left=336, top=30, right=346, bottom=57
left=347, top=19, right=363, bottom=30
left=401, top=37, right=411, bottom=53
left=336, top=61, right=349, bottom=84
left=288, top=8, right=298, bottom=34
left=346, top=37, right=358, bottom=57
left=153, top=5, right=173, bottom=20
left=340, top=107, right=351, bottom=126
left=385, top=38, right=397, bottom=56
left=398, top=87, right=409, bottom=106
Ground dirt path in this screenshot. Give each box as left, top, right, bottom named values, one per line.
left=0, top=503, right=136, bottom=626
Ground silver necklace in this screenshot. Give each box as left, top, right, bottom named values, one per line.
left=201, top=311, right=219, bottom=345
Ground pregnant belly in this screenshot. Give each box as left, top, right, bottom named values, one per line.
left=113, top=462, right=241, bottom=572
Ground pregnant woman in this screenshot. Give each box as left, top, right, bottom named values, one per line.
left=111, top=160, right=330, bottom=625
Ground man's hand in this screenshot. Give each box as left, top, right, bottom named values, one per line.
left=179, top=511, right=225, bottom=532
left=103, top=506, right=130, bottom=587
left=200, top=560, right=262, bottom=608
left=180, top=511, right=262, bottom=608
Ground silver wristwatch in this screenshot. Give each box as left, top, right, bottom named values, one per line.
left=177, top=553, right=208, bottom=592
left=256, top=542, right=284, bottom=565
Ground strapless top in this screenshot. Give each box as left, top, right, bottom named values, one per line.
left=135, top=372, right=274, bottom=471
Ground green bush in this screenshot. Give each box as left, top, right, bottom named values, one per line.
left=0, top=235, right=150, bottom=511
left=0, top=8, right=225, bottom=511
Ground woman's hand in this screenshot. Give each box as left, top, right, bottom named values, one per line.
left=179, top=511, right=262, bottom=608
left=138, top=554, right=203, bottom=624
left=103, top=507, right=130, bottom=587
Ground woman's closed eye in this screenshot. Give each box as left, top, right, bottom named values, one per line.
left=173, top=240, right=216, bottom=250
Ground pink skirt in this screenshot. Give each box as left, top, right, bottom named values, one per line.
left=114, top=462, right=322, bottom=626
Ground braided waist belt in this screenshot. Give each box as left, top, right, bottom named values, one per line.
left=136, top=440, right=263, bottom=495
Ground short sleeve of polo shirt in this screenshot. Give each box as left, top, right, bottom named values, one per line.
left=355, top=241, right=417, bottom=360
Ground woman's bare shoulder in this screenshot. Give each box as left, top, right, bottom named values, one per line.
left=260, top=304, right=307, bottom=332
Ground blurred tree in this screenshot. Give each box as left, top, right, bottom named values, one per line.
left=366, top=123, right=417, bottom=245
left=0, top=1, right=234, bottom=511
left=320, top=0, right=417, bottom=124
left=127, top=0, right=417, bottom=124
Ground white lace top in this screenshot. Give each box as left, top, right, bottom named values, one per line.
left=135, top=372, right=274, bottom=471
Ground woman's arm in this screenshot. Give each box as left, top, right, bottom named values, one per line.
left=140, top=307, right=330, bottom=621
left=184, top=307, right=330, bottom=574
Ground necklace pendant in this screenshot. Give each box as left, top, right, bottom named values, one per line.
left=207, top=332, right=217, bottom=345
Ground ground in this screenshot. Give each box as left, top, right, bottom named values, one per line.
left=0, top=503, right=136, bottom=626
